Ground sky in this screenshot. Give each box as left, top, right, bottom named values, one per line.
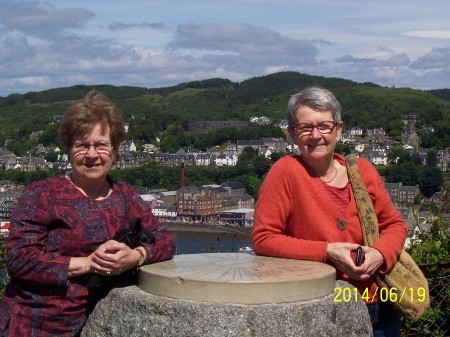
left=1, top=0, right=450, bottom=97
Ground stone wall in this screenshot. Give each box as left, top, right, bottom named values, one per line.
left=82, top=280, right=373, bottom=337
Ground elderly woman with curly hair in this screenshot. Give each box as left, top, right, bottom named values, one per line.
left=0, top=91, right=176, bottom=336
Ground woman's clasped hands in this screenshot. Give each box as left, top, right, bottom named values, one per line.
left=90, top=240, right=140, bottom=276
left=326, top=242, right=384, bottom=281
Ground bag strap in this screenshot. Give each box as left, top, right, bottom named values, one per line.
left=345, top=154, right=379, bottom=246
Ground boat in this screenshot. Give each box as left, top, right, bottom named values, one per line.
left=238, top=245, right=252, bottom=252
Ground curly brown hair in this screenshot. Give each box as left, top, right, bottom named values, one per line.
left=59, top=91, right=125, bottom=154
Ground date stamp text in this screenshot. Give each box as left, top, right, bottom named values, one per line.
left=333, top=286, right=427, bottom=303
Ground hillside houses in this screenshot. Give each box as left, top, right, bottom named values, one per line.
left=340, top=132, right=355, bottom=143
left=214, top=154, right=238, bottom=166
left=236, top=139, right=264, bottom=155
left=261, top=137, right=288, bottom=153
left=0, top=180, right=23, bottom=220
left=142, top=143, right=158, bottom=153
left=119, top=140, right=137, bottom=152
left=384, top=182, right=420, bottom=204
left=1, top=134, right=448, bottom=171
left=250, top=116, right=272, bottom=125
left=350, top=127, right=363, bottom=136
left=185, top=120, right=249, bottom=133
left=0, top=200, right=14, bottom=219
left=367, top=127, right=385, bottom=140
left=153, top=137, right=289, bottom=168
left=0, top=110, right=448, bottom=173
left=237, top=137, right=287, bottom=155
left=363, top=151, right=388, bottom=165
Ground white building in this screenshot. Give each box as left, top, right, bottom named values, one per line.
left=214, top=154, right=238, bottom=167
left=355, top=143, right=365, bottom=153
left=350, top=127, right=363, bottom=136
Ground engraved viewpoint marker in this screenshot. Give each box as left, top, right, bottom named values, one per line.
left=139, top=253, right=336, bottom=304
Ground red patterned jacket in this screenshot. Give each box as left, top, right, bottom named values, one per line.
left=0, top=175, right=176, bottom=336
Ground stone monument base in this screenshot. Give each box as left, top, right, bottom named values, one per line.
left=81, top=280, right=373, bottom=337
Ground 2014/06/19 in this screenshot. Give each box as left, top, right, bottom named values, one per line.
left=333, top=286, right=427, bottom=303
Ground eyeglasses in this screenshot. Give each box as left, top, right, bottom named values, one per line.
left=293, top=121, right=337, bottom=136
left=72, top=142, right=113, bottom=155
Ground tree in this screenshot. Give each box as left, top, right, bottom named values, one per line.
left=44, top=152, right=58, bottom=162
left=6, top=139, right=29, bottom=156
left=419, top=132, right=439, bottom=149
left=405, top=217, right=450, bottom=336
left=417, top=151, right=444, bottom=198
left=386, top=120, right=404, bottom=140
left=388, top=147, right=411, bottom=164
left=425, top=150, right=438, bottom=167
left=134, top=179, right=144, bottom=188
left=235, top=173, right=261, bottom=197
left=384, top=161, right=417, bottom=186
left=418, top=166, right=443, bottom=198
left=160, top=135, right=182, bottom=153
left=335, top=143, right=352, bottom=156
left=38, top=125, right=59, bottom=146
left=270, top=151, right=287, bottom=162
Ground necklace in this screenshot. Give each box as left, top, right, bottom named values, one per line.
left=320, top=161, right=338, bottom=184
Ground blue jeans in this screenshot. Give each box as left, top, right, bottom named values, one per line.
left=367, top=301, right=401, bottom=337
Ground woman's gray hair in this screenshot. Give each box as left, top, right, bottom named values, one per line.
left=286, top=86, right=341, bottom=129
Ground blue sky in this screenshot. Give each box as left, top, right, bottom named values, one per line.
left=1, top=0, right=450, bottom=97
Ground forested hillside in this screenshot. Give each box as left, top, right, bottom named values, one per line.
left=0, top=71, right=449, bottom=150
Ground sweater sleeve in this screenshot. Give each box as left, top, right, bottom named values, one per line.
left=6, top=181, right=70, bottom=286
left=358, top=159, right=407, bottom=273
left=252, top=157, right=329, bottom=262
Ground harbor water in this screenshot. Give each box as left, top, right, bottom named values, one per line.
left=169, top=231, right=251, bottom=255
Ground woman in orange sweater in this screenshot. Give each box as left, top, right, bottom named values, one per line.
left=252, top=86, right=407, bottom=337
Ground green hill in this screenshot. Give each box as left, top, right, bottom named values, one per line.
left=0, top=72, right=449, bottom=149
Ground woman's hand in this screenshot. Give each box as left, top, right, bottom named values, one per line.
left=326, top=243, right=384, bottom=281
left=90, top=240, right=144, bottom=276
left=359, top=246, right=384, bottom=279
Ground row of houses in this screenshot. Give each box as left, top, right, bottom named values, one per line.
left=153, top=137, right=289, bottom=167
left=136, top=181, right=254, bottom=224
left=184, top=117, right=273, bottom=133
left=153, top=140, right=449, bottom=171
left=2, top=110, right=448, bottom=171
left=2, top=139, right=449, bottom=173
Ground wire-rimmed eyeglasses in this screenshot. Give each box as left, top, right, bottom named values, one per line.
left=293, top=121, right=337, bottom=136
left=72, top=142, right=113, bottom=155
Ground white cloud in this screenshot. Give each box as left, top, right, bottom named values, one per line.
left=335, top=53, right=411, bottom=68
left=410, top=48, right=450, bottom=70
left=0, top=0, right=93, bottom=39
left=1, top=0, right=450, bottom=96
left=168, top=23, right=319, bottom=69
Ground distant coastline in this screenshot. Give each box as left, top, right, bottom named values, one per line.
left=162, top=222, right=251, bottom=236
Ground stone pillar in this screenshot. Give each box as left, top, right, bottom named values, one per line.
left=82, top=253, right=373, bottom=337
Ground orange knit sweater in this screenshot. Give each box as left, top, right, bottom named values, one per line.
left=252, top=154, right=407, bottom=303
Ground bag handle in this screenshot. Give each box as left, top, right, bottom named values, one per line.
left=345, top=154, right=379, bottom=246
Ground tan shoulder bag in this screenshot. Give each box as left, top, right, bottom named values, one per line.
left=346, top=154, right=429, bottom=321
